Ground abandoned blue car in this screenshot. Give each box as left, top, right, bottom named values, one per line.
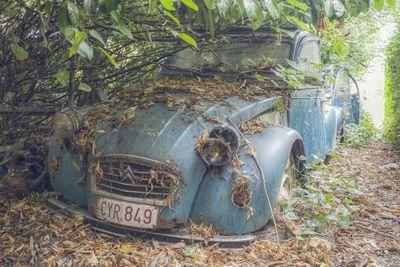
left=46, top=27, right=359, bottom=246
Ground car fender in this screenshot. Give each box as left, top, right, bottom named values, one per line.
left=47, top=137, right=87, bottom=205
left=189, top=126, right=304, bottom=235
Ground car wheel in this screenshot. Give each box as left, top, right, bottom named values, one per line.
left=278, top=152, right=297, bottom=205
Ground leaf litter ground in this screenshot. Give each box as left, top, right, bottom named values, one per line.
left=0, top=141, right=399, bottom=266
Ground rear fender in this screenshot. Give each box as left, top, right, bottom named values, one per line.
left=189, top=126, right=304, bottom=234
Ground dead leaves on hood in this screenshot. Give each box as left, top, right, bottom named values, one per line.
left=240, top=118, right=268, bottom=135
left=67, top=76, right=281, bottom=169
left=120, top=106, right=137, bottom=126
left=195, top=129, right=209, bottom=153
left=72, top=104, right=137, bottom=155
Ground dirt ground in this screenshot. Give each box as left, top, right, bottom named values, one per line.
left=328, top=142, right=400, bottom=266
left=0, top=141, right=399, bottom=266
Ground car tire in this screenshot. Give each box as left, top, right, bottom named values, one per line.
left=324, top=154, right=333, bottom=165
left=338, top=122, right=345, bottom=144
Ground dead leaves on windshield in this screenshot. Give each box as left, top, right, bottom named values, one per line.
left=122, top=76, right=282, bottom=115
left=142, top=76, right=281, bottom=101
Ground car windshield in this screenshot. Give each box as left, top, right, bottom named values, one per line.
left=167, top=39, right=292, bottom=73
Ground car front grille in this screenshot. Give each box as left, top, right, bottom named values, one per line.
left=95, top=155, right=179, bottom=200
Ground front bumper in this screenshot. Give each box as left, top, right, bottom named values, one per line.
left=45, top=197, right=261, bottom=248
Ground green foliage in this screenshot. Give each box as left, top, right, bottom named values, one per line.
left=10, top=42, right=28, bottom=61
left=0, top=0, right=394, bottom=115
left=384, top=25, right=400, bottom=147
left=374, top=0, right=385, bottom=11
left=97, top=47, right=119, bottom=68
left=272, top=62, right=308, bottom=89
left=176, top=0, right=383, bottom=36
left=181, top=0, right=199, bottom=11
left=387, top=0, right=397, bottom=9
left=177, top=33, right=198, bottom=48
left=282, top=173, right=362, bottom=233
left=275, top=99, right=286, bottom=110
left=78, top=82, right=92, bottom=92
left=164, top=11, right=180, bottom=25
left=374, top=0, right=397, bottom=11
left=287, top=0, right=309, bottom=12
left=54, top=70, right=70, bottom=87
left=343, top=113, right=379, bottom=148
left=69, top=31, right=89, bottom=58
left=0, top=0, right=181, bottom=109
left=160, top=0, right=175, bottom=11
left=89, top=30, right=106, bottom=46
left=320, top=12, right=386, bottom=79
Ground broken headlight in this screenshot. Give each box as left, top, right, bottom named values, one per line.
left=54, top=110, right=82, bottom=139
left=198, top=126, right=240, bottom=166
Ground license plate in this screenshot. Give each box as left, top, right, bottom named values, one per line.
left=96, top=197, right=158, bottom=229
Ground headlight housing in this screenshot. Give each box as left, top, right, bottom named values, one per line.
left=54, top=110, right=82, bottom=139
left=198, top=126, right=240, bottom=166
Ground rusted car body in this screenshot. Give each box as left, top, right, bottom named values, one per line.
left=46, top=27, right=359, bottom=246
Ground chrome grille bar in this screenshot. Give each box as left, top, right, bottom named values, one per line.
left=94, top=154, right=179, bottom=200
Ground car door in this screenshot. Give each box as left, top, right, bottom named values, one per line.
left=333, top=69, right=361, bottom=125
left=348, top=74, right=361, bottom=124
left=288, top=35, right=328, bottom=164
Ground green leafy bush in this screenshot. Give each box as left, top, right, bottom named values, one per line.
left=384, top=26, right=400, bottom=148
left=343, top=112, right=378, bottom=148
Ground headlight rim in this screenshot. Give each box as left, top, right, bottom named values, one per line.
left=198, top=126, right=240, bottom=167
left=198, top=137, right=232, bottom=167
left=53, top=109, right=82, bottom=139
